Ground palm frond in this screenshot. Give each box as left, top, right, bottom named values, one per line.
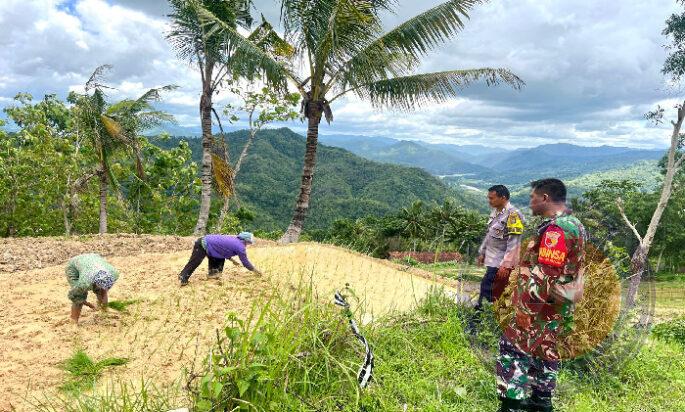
left=167, top=0, right=254, bottom=63
left=136, top=85, right=180, bottom=104
left=379, top=0, right=484, bottom=58
left=196, top=4, right=294, bottom=90
left=314, top=0, right=385, bottom=82
left=248, top=17, right=296, bottom=59
left=357, top=68, right=524, bottom=110
left=100, top=115, right=124, bottom=140
left=85, top=65, right=114, bottom=92
left=337, top=0, right=485, bottom=86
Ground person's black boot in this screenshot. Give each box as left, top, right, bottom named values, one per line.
left=498, top=396, right=526, bottom=412
left=526, top=391, right=553, bottom=412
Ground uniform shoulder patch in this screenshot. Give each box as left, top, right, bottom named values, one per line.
left=538, top=225, right=567, bottom=267
left=506, top=211, right=524, bottom=235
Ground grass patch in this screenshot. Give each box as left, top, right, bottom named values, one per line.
left=59, top=349, right=129, bottom=393
left=107, top=299, right=142, bottom=312
left=32, top=380, right=184, bottom=412
left=186, top=284, right=685, bottom=412
left=414, top=262, right=484, bottom=282
left=652, top=316, right=685, bottom=346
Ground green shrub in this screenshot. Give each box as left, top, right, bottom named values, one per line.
left=652, top=316, right=685, bottom=346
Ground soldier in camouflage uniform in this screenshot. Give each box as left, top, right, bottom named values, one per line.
left=496, top=179, right=586, bottom=412
left=476, top=185, right=525, bottom=308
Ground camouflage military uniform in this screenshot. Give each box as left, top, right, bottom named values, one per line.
left=477, top=202, right=525, bottom=305
left=497, top=209, right=586, bottom=402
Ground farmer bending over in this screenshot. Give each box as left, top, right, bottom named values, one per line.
left=66, top=253, right=119, bottom=324
left=178, top=232, right=262, bottom=286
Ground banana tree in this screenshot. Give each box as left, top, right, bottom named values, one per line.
left=199, top=0, right=524, bottom=243
left=69, top=65, right=176, bottom=234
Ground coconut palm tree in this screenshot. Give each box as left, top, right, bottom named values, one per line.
left=198, top=0, right=524, bottom=243
left=69, top=65, right=176, bottom=234
left=166, top=0, right=255, bottom=235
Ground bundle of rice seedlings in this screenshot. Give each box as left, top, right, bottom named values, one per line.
left=494, top=242, right=621, bottom=360
left=59, top=349, right=129, bottom=393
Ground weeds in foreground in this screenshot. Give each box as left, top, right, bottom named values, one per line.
left=59, top=349, right=129, bottom=393
left=31, top=380, right=184, bottom=412
left=652, top=316, right=685, bottom=346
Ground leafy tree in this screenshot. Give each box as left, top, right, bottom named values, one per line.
left=1, top=94, right=76, bottom=236
left=118, top=137, right=201, bottom=234
left=68, top=65, right=175, bottom=234
left=198, top=0, right=524, bottom=243
left=215, top=83, right=300, bottom=230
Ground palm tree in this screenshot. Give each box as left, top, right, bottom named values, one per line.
left=199, top=0, right=524, bottom=243
left=398, top=200, right=426, bottom=251
left=69, top=65, right=176, bottom=234
left=166, top=0, right=255, bottom=235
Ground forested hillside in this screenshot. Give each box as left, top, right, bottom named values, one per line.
left=156, top=128, right=483, bottom=230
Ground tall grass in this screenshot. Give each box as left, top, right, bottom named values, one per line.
left=186, top=284, right=685, bottom=411
left=186, top=285, right=497, bottom=411
left=31, top=380, right=184, bottom=412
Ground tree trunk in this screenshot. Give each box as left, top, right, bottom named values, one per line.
left=62, top=200, right=72, bottom=237
left=625, top=162, right=676, bottom=307
left=280, top=109, right=323, bottom=244
left=98, top=166, right=108, bottom=235
left=233, top=129, right=256, bottom=177
left=193, top=61, right=215, bottom=236
left=655, top=249, right=664, bottom=272
left=626, top=245, right=647, bottom=308
left=624, top=103, right=684, bottom=307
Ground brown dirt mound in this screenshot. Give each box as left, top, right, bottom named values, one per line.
left=0, top=237, right=455, bottom=411
left=0, top=234, right=195, bottom=273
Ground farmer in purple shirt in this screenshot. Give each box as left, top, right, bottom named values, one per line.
left=178, top=232, right=262, bottom=286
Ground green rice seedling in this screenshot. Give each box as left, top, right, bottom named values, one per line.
left=59, top=349, right=129, bottom=393
left=107, top=299, right=142, bottom=313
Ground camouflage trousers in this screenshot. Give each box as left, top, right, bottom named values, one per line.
left=496, top=335, right=560, bottom=400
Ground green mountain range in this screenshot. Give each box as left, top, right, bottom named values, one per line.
left=155, top=128, right=484, bottom=231
left=319, top=134, right=665, bottom=186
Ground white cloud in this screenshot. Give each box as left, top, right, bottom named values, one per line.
left=0, top=0, right=681, bottom=150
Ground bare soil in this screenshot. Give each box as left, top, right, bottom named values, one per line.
left=0, top=236, right=462, bottom=411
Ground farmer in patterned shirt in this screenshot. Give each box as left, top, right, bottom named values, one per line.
left=496, top=178, right=586, bottom=412
left=65, top=253, right=120, bottom=324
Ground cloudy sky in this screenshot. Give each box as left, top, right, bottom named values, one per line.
left=0, top=0, right=681, bottom=148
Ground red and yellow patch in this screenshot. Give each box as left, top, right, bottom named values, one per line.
left=538, top=225, right=567, bottom=267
